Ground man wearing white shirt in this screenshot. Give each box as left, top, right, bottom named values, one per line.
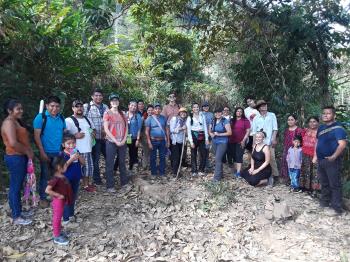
left=244, top=98, right=260, bottom=154
left=252, top=100, right=279, bottom=183
left=66, top=100, right=96, bottom=192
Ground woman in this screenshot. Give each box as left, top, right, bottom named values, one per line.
left=1, top=99, right=34, bottom=225
left=300, top=116, right=320, bottom=194
left=125, top=101, right=143, bottom=171
left=241, top=130, right=271, bottom=186
left=103, top=93, right=128, bottom=193
left=209, top=108, right=232, bottom=181
left=229, top=107, right=250, bottom=178
left=280, top=114, right=303, bottom=184
left=169, top=107, right=188, bottom=177
left=187, top=103, right=209, bottom=176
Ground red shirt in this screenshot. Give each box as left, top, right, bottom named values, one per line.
left=48, top=176, right=73, bottom=205
left=229, top=118, right=250, bottom=143
left=302, top=128, right=317, bottom=156
left=103, top=110, right=127, bottom=142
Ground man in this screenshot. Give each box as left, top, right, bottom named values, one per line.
left=251, top=100, right=278, bottom=184
left=202, top=101, right=214, bottom=169
left=161, top=92, right=179, bottom=125
left=84, top=89, right=108, bottom=185
left=145, top=103, right=170, bottom=177
left=65, top=100, right=96, bottom=192
left=244, top=98, right=260, bottom=155
left=137, top=100, right=147, bottom=119
left=33, top=96, right=66, bottom=207
left=125, top=100, right=143, bottom=171
left=313, top=106, right=347, bottom=215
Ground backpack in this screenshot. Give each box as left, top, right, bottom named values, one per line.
left=85, top=102, right=106, bottom=117
left=69, top=115, right=92, bottom=132
left=40, top=111, right=65, bottom=137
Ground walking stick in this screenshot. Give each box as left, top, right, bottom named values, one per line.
left=176, top=134, right=186, bottom=179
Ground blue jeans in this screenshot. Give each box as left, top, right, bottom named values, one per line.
left=4, top=155, right=27, bottom=219
left=63, top=178, right=80, bottom=221
left=150, top=140, right=167, bottom=176
left=39, top=152, right=59, bottom=200
left=92, top=139, right=106, bottom=184
left=213, top=143, right=227, bottom=181
left=289, top=168, right=301, bottom=189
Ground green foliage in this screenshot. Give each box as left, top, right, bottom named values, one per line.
left=199, top=181, right=236, bottom=212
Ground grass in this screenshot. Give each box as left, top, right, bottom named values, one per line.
left=198, top=181, right=237, bottom=212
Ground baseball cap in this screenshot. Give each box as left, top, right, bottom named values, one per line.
left=109, top=93, right=120, bottom=101
left=72, top=100, right=83, bottom=107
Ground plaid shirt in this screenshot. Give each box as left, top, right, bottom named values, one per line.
left=83, top=101, right=108, bottom=139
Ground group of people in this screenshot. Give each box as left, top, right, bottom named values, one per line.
left=1, top=89, right=348, bottom=246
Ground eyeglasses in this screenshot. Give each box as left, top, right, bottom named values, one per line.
left=75, top=105, right=83, bottom=108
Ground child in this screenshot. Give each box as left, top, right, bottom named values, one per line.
left=60, top=134, right=85, bottom=224
left=286, top=135, right=303, bottom=192
left=45, top=156, right=73, bottom=245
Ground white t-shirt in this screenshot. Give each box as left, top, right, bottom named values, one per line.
left=244, top=107, right=260, bottom=135
left=65, top=116, right=94, bottom=153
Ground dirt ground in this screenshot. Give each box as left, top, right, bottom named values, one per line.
left=1, top=163, right=350, bottom=262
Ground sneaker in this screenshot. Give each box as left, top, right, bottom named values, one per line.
left=198, top=172, right=206, bottom=176
left=234, top=172, right=241, bottom=178
left=84, top=186, right=96, bottom=192
left=106, top=188, right=116, bottom=193
left=191, top=172, right=198, bottom=177
left=13, top=217, right=32, bottom=225
left=53, top=235, right=69, bottom=246
left=62, top=220, right=70, bottom=226
left=21, top=209, right=34, bottom=218
left=60, top=231, right=71, bottom=238
left=118, top=184, right=133, bottom=195
left=324, top=207, right=343, bottom=217
left=39, top=199, right=50, bottom=208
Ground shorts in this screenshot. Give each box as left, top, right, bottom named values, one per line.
left=245, top=136, right=254, bottom=152
left=232, top=143, right=245, bottom=163
left=81, top=152, right=93, bottom=177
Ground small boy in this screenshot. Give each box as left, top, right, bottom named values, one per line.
left=286, top=135, right=303, bottom=192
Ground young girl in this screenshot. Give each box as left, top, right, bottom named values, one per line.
left=286, top=135, right=303, bottom=192
left=60, top=134, right=85, bottom=224
left=45, top=156, right=73, bottom=245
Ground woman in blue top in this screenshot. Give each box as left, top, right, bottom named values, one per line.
left=125, top=101, right=143, bottom=171
left=209, top=108, right=232, bottom=181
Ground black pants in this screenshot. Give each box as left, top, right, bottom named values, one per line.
left=171, top=143, right=183, bottom=175
left=191, top=138, right=206, bottom=173
left=128, top=138, right=138, bottom=170
left=318, top=158, right=343, bottom=211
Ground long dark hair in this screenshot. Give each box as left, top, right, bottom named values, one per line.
left=231, top=107, right=247, bottom=127
left=3, top=99, right=25, bottom=127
